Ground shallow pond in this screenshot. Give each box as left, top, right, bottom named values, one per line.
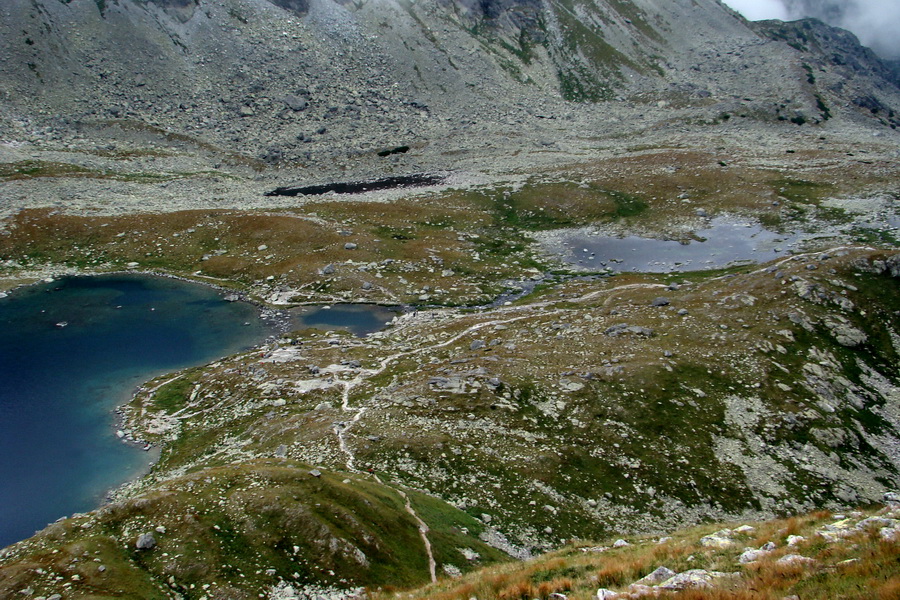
left=290, top=303, right=399, bottom=336
left=552, top=217, right=805, bottom=273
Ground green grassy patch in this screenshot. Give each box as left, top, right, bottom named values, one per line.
left=151, top=370, right=202, bottom=413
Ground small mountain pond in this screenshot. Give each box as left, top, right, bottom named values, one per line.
left=546, top=217, right=810, bottom=273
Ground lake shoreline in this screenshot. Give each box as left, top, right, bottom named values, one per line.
left=0, top=274, right=279, bottom=548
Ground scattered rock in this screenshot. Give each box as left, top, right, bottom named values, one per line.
left=283, top=94, right=309, bottom=111
left=738, top=548, right=770, bottom=564
left=824, top=319, right=867, bottom=347
left=635, top=566, right=676, bottom=585
left=854, top=516, right=900, bottom=531
left=776, top=554, right=816, bottom=566
left=604, top=324, right=654, bottom=337
left=699, top=530, right=734, bottom=549
left=660, top=569, right=715, bottom=590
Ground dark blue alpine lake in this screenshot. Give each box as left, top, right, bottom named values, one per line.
left=0, top=274, right=274, bottom=548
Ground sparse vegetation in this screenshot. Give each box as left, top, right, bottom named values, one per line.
left=373, top=505, right=900, bottom=600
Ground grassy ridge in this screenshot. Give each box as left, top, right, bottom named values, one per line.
left=376, top=504, right=900, bottom=600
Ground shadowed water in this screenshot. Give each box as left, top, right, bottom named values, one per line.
left=0, top=275, right=275, bottom=548
left=291, top=303, right=399, bottom=335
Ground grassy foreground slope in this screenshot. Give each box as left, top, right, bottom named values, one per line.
left=2, top=246, right=900, bottom=599
left=0, top=462, right=508, bottom=599
left=374, top=499, right=900, bottom=600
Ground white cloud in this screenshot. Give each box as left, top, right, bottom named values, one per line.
left=721, top=0, right=789, bottom=21
left=723, top=0, right=900, bottom=58
left=833, top=0, right=900, bottom=59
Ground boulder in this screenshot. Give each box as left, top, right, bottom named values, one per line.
left=659, top=570, right=736, bottom=591
left=699, top=530, right=735, bottom=549
left=776, top=554, right=816, bottom=566
left=738, top=548, right=767, bottom=564
left=659, top=570, right=715, bottom=590
left=651, top=297, right=670, bottom=307
left=738, top=542, right=775, bottom=565
left=855, top=517, right=900, bottom=531
left=604, top=323, right=654, bottom=337
left=825, top=320, right=867, bottom=347
left=283, top=94, right=309, bottom=111
left=136, top=533, right=156, bottom=550
left=885, top=254, right=900, bottom=278
left=634, top=566, right=676, bottom=585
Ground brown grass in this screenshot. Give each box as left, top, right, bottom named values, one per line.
left=876, top=576, right=900, bottom=600
left=595, top=556, right=649, bottom=588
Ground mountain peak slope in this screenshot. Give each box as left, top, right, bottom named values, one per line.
left=1, top=0, right=897, bottom=188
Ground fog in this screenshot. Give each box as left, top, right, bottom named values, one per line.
left=723, top=0, right=900, bottom=59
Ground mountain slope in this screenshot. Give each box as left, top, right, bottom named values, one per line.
left=1, top=0, right=898, bottom=180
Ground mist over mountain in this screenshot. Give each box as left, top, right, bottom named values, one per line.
left=725, top=0, right=900, bottom=59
